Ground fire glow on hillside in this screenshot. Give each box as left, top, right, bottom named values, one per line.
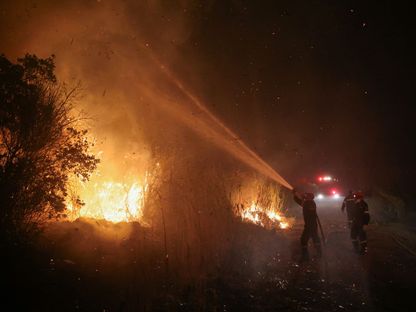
left=236, top=201, right=291, bottom=230
left=66, top=174, right=149, bottom=223
left=64, top=150, right=291, bottom=229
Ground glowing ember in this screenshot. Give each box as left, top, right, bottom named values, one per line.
left=238, top=201, right=291, bottom=230
left=66, top=179, right=148, bottom=223
left=279, top=222, right=289, bottom=229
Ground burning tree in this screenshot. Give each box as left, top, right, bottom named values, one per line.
left=0, top=54, right=99, bottom=242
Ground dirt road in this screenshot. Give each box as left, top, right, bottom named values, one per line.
left=263, top=199, right=416, bottom=312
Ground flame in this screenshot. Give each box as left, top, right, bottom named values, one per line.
left=66, top=179, right=148, bottom=223
left=279, top=222, right=289, bottom=229
left=237, top=201, right=291, bottom=230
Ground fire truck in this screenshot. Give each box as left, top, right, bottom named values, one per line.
left=313, top=175, right=343, bottom=201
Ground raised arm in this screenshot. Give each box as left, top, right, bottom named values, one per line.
left=293, top=190, right=303, bottom=206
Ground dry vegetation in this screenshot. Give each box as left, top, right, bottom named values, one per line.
left=21, top=150, right=293, bottom=310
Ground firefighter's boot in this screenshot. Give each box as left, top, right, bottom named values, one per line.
left=359, top=241, right=367, bottom=255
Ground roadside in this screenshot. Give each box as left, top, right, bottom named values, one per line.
left=304, top=201, right=416, bottom=312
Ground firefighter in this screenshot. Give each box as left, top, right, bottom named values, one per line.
left=293, top=190, right=322, bottom=261
left=341, top=190, right=355, bottom=228
left=350, top=191, right=370, bottom=254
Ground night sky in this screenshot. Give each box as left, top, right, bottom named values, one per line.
left=170, top=0, right=416, bottom=194
left=1, top=0, right=415, bottom=196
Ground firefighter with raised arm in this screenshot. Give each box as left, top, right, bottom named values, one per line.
left=341, top=190, right=355, bottom=228
left=293, top=189, right=322, bottom=261
left=350, top=191, right=370, bottom=254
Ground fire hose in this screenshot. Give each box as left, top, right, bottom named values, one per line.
left=316, top=215, right=326, bottom=246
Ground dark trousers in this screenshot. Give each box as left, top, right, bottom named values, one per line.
left=350, top=222, right=367, bottom=252
left=301, top=225, right=321, bottom=255
left=346, top=207, right=353, bottom=227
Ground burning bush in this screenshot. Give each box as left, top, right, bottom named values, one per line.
left=0, top=54, right=99, bottom=242
left=232, top=177, right=292, bottom=230
left=58, top=137, right=292, bottom=280
left=66, top=178, right=148, bottom=223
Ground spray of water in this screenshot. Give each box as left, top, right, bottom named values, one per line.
left=146, top=49, right=293, bottom=190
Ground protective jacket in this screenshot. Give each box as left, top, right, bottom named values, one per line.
left=294, top=195, right=318, bottom=227
left=293, top=192, right=321, bottom=259
left=342, top=193, right=355, bottom=213
left=350, top=198, right=370, bottom=254
left=352, top=199, right=369, bottom=225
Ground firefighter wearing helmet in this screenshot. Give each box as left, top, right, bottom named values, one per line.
left=293, top=190, right=322, bottom=261
left=350, top=191, right=370, bottom=254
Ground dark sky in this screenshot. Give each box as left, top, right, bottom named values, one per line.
left=168, top=0, right=416, bottom=193
left=1, top=0, right=415, bottom=195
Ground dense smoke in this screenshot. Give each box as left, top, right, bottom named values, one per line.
left=1, top=0, right=188, bottom=175
left=0, top=0, right=292, bottom=186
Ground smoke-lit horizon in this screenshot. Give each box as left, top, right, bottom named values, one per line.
left=1, top=0, right=415, bottom=196
left=0, top=0, right=293, bottom=188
